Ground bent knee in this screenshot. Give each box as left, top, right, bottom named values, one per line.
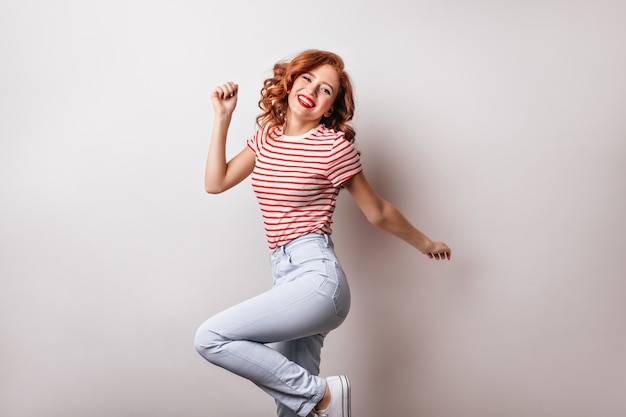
left=194, top=324, right=228, bottom=358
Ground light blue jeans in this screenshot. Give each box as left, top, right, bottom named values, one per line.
left=194, top=233, right=351, bottom=417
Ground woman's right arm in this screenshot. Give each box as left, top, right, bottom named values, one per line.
left=205, top=82, right=256, bottom=194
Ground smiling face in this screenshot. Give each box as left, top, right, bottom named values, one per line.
left=285, top=64, right=340, bottom=134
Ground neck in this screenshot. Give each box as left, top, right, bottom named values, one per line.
left=283, top=118, right=321, bottom=136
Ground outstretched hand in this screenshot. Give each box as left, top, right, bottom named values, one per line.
left=424, top=241, right=451, bottom=260
left=211, top=82, right=238, bottom=116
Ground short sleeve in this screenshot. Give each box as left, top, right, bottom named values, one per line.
left=326, top=136, right=362, bottom=187
left=246, top=130, right=260, bottom=155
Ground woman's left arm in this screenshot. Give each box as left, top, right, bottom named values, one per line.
left=343, top=172, right=451, bottom=260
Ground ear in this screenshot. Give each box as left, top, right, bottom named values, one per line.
left=324, top=108, right=333, bottom=117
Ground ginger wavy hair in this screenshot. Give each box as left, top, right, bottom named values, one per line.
left=256, top=50, right=356, bottom=143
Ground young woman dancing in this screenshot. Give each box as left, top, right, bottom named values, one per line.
left=194, top=49, right=451, bottom=417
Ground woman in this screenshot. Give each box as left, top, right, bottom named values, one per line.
left=195, top=49, right=451, bottom=417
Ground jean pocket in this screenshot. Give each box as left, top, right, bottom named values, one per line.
left=330, top=261, right=351, bottom=318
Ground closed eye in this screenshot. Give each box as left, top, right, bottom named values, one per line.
left=301, top=74, right=333, bottom=95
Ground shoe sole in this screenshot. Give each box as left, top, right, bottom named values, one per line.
left=339, top=375, right=351, bottom=417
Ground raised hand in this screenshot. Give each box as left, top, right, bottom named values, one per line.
left=211, top=82, right=239, bottom=116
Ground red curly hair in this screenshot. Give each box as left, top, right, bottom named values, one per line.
left=256, top=50, right=356, bottom=143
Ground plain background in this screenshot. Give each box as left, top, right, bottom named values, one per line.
left=1, top=1, right=625, bottom=416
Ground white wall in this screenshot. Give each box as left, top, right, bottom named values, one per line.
left=1, top=1, right=625, bottom=416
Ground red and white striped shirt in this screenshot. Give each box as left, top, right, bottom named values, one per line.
left=247, top=124, right=362, bottom=249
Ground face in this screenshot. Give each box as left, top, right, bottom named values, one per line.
left=286, top=64, right=340, bottom=126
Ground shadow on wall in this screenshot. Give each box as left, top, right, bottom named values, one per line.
left=330, top=124, right=466, bottom=417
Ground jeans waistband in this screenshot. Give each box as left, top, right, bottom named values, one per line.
left=272, top=232, right=333, bottom=256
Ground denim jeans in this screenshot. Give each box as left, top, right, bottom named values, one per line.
left=194, top=232, right=351, bottom=417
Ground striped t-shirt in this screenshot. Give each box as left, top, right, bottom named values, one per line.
left=247, top=124, right=362, bottom=250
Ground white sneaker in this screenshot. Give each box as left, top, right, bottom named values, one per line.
left=314, top=375, right=351, bottom=417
